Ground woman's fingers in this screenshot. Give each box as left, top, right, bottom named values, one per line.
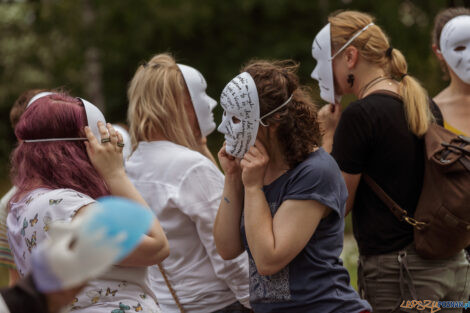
left=253, top=140, right=268, bottom=157
left=84, top=126, right=99, bottom=150
left=116, top=131, right=124, bottom=153
left=243, top=152, right=254, bottom=163
left=107, top=123, right=118, bottom=146
left=98, top=121, right=110, bottom=143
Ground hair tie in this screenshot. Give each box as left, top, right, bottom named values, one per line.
left=385, top=46, right=393, bottom=58
left=401, top=73, right=408, bottom=80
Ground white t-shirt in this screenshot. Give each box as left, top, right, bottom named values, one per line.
left=7, top=188, right=161, bottom=313
left=126, top=141, right=250, bottom=313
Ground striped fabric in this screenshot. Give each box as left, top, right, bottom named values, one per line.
left=0, top=187, right=17, bottom=269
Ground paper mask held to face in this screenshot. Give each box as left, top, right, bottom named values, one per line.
left=217, top=72, right=294, bottom=158
left=217, top=72, right=260, bottom=158
left=311, top=23, right=339, bottom=104
left=440, top=15, right=470, bottom=84
left=311, top=22, right=374, bottom=103
left=178, top=64, right=218, bottom=137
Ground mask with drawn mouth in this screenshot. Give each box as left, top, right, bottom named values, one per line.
left=217, top=72, right=260, bottom=158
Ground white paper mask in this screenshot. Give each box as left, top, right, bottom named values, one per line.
left=311, top=23, right=338, bottom=104
left=217, top=72, right=260, bottom=158
left=440, top=15, right=470, bottom=84
left=25, top=93, right=106, bottom=142
left=311, top=22, right=374, bottom=103
left=177, top=64, right=217, bottom=137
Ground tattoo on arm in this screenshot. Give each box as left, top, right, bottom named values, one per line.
left=224, top=197, right=230, bottom=204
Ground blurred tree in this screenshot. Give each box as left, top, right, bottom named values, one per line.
left=0, top=0, right=467, bottom=175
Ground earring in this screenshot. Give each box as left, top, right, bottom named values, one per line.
left=347, top=73, right=355, bottom=88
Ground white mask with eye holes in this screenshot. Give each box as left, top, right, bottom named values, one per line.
left=178, top=64, right=218, bottom=137
left=440, top=15, right=470, bottom=84
left=217, top=72, right=294, bottom=158
left=311, top=22, right=374, bottom=103
left=218, top=72, right=260, bottom=158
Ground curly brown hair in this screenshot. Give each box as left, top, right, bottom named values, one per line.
left=242, top=60, right=322, bottom=168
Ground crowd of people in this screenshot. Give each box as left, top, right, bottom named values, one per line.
left=0, top=7, right=469, bottom=313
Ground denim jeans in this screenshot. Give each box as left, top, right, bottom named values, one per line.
left=358, top=243, right=470, bottom=313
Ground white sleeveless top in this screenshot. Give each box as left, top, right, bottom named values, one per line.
left=7, top=188, right=162, bottom=313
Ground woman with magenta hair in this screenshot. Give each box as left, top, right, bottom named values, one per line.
left=7, top=92, right=169, bottom=312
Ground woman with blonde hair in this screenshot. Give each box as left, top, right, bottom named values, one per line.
left=313, top=10, right=470, bottom=313
left=125, top=53, right=250, bottom=313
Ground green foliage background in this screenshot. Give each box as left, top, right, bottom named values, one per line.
left=1, top=0, right=466, bottom=173
left=0, top=0, right=468, bottom=287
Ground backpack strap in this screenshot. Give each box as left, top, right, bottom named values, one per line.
left=362, top=174, right=426, bottom=229
left=428, top=99, right=444, bottom=126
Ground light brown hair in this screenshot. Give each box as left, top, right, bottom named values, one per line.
left=127, top=53, right=198, bottom=151
left=243, top=60, right=322, bottom=168
left=329, top=11, right=433, bottom=136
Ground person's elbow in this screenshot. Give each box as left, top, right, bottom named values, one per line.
left=153, top=237, right=170, bottom=263
left=253, top=256, right=285, bottom=276
left=256, top=263, right=281, bottom=276
left=213, top=229, right=243, bottom=260
left=217, top=246, right=241, bottom=261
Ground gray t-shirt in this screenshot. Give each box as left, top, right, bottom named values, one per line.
left=241, top=148, right=371, bottom=313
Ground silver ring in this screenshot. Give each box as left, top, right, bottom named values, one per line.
left=117, top=142, right=125, bottom=148
left=101, top=137, right=111, bottom=144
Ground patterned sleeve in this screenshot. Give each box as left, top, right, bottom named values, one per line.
left=42, top=189, right=95, bottom=223
left=0, top=187, right=18, bottom=269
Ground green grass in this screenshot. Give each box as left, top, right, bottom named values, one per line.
left=341, top=213, right=359, bottom=290
left=341, top=234, right=359, bottom=290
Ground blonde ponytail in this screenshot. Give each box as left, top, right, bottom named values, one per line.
left=329, top=11, right=433, bottom=136
left=389, top=48, right=433, bottom=136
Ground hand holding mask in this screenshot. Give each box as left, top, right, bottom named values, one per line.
left=240, top=140, right=270, bottom=189
left=217, top=72, right=293, bottom=159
